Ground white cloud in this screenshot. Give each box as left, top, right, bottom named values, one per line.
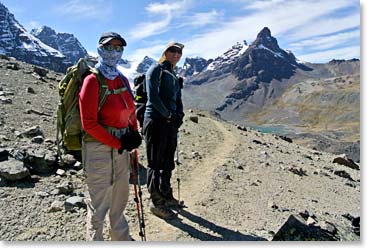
left=298, top=46, right=359, bottom=63
left=128, top=44, right=166, bottom=62
left=180, top=0, right=358, bottom=60
left=54, top=0, right=113, bottom=20
left=246, top=0, right=287, bottom=10
left=178, top=10, right=223, bottom=28
left=290, top=30, right=360, bottom=51
left=128, top=0, right=192, bottom=40
left=288, top=13, right=360, bottom=41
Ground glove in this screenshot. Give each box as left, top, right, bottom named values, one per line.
left=118, top=130, right=142, bottom=154
left=170, top=113, right=184, bottom=130
left=178, top=77, right=184, bottom=89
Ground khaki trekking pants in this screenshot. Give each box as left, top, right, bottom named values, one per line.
left=83, top=141, right=130, bottom=241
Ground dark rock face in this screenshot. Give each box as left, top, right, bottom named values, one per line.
left=232, top=27, right=311, bottom=83
left=31, top=26, right=88, bottom=64
left=178, top=57, right=211, bottom=78
left=0, top=3, right=71, bottom=73
left=272, top=214, right=338, bottom=241
left=136, top=56, right=156, bottom=74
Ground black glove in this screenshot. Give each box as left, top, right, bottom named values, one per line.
left=178, top=77, right=184, bottom=89
left=118, top=130, right=142, bottom=154
left=170, top=113, right=184, bottom=129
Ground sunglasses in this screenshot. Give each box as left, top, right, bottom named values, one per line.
left=167, top=47, right=182, bottom=54
left=103, top=44, right=124, bottom=52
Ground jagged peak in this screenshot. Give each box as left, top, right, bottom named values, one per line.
left=31, top=26, right=56, bottom=36
left=252, top=27, right=280, bottom=52
left=257, top=27, right=271, bottom=38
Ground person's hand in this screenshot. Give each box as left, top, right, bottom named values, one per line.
left=171, top=113, right=184, bottom=129
left=118, top=130, right=142, bottom=154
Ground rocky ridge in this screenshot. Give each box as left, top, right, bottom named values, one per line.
left=0, top=56, right=360, bottom=241
left=0, top=3, right=71, bottom=73
left=31, top=26, right=89, bottom=64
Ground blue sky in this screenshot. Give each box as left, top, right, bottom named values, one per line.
left=1, top=0, right=360, bottom=65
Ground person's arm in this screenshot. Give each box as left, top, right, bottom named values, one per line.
left=176, top=87, right=184, bottom=117
left=129, top=110, right=139, bottom=131
left=146, top=66, right=171, bottom=118
left=79, top=74, right=121, bottom=149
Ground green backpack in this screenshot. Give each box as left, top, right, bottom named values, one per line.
left=56, top=58, right=130, bottom=153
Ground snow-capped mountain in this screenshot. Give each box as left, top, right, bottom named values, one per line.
left=136, top=56, right=156, bottom=74
left=206, top=40, right=248, bottom=71
left=0, top=3, right=71, bottom=72
left=31, top=26, right=88, bottom=64
left=118, top=56, right=157, bottom=83
left=183, top=27, right=314, bottom=120
left=177, top=57, right=212, bottom=78
left=231, top=27, right=309, bottom=82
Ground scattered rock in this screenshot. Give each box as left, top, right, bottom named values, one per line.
left=56, top=169, right=66, bottom=176
left=189, top=115, right=199, bottom=123
left=0, top=96, right=12, bottom=104
left=0, top=159, right=30, bottom=181
left=6, top=62, right=19, bottom=70
left=65, top=196, right=86, bottom=211
left=333, top=155, right=359, bottom=170
left=31, top=136, right=44, bottom=144
left=20, top=126, right=43, bottom=138
left=24, top=149, right=54, bottom=174
left=288, top=167, right=307, bottom=177
left=33, top=66, right=48, bottom=77
left=237, top=125, right=247, bottom=131
left=306, top=217, right=317, bottom=225
left=252, top=139, right=264, bottom=145
left=351, top=217, right=360, bottom=236
left=27, top=87, right=36, bottom=94
left=56, top=181, right=74, bottom=194
left=49, top=200, right=63, bottom=213
left=0, top=149, right=9, bottom=162
left=61, top=154, right=77, bottom=166
left=225, top=175, right=232, bottom=180
left=334, top=170, right=354, bottom=181
left=319, top=221, right=337, bottom=235
left=191, top=151, right=202, bottom=159
left=272, top=214, right=337, bottom=241
left=279, top=135, right=292, bottom=143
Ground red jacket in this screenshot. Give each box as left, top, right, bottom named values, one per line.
left=79, top=74, right=138, bottom=149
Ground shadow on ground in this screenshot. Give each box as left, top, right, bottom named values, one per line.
left=165, top=208, right=267, bottom=241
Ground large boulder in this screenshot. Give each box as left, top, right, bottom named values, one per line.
left=272, top=214, right=337, bottom=241
left=0, top=159, right=30, bottom=181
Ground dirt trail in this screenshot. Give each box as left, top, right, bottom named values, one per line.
left=129, top=116, right=240, bottom=241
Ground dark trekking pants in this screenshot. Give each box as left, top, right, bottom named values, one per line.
left=142, top=117, right=177, bottom=206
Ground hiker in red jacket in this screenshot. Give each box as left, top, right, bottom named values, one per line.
left=79, top=32, right=141, bottom=241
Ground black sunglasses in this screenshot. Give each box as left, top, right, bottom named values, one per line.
left=167, top=47, right=182, bottom=54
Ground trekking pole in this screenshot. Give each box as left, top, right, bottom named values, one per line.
left=129, top=151, right=146, bottom=241
left=134, top=149, right=146, bottom=241
left=175, top=134, right=181, bottom=204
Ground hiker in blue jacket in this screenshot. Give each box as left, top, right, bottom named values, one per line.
left=143, top=42, right=185, bottom=219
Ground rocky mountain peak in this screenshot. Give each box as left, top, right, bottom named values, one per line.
left=136, top=56, right=156, bottom=74
left=206, top=40, right=248, bottom=72
left=31, top=26, right=88, bottom=64
left=252, top=27, right=281, bottom=52
left=178, top=56, right=212, bottom=78
left=0, top=3, right=71, bottom=72
left=232, top=27, right=310, bottom=82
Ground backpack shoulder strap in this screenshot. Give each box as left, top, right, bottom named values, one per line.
left=90, top=68, right=109, bottom=112
left=118, top=72, right=134, bottom=99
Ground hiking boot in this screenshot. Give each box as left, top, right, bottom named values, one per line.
left=162, top=189, right=183, bottom=209
left=165, top=196, right=183, bottom=209
left=150, top=203, right=177, bottom=220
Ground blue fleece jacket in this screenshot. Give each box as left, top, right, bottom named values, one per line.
left=144, top=60, right=184, bottom=119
